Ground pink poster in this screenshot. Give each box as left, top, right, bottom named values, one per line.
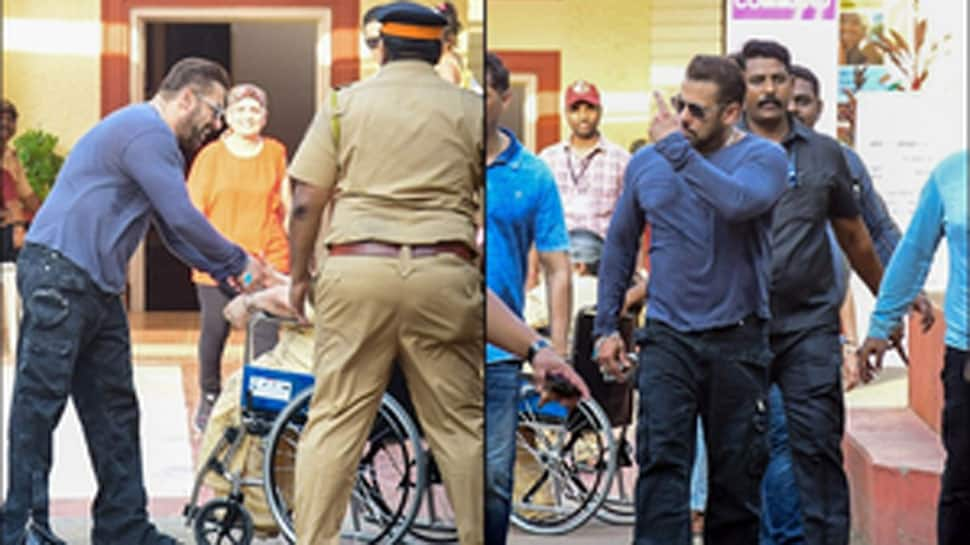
left=731, top=0, right=837, bottom=21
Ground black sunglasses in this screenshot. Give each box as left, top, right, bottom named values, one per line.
left=670, top=95, right=714, bottom=121
left=365, top=37, right=380, bottom=50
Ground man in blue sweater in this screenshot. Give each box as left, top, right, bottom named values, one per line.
left=860, top=150, right=968, bottom=545
left=2, top=58, right=263, bottom=545
left=595, top=54, right=788, bottom=544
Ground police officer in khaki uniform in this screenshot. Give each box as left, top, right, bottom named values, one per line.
left=285, top=3, right=483, bottom=544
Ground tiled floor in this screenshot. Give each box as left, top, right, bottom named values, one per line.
left=1, top=310, right=884, bottom=544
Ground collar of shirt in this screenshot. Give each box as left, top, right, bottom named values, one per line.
left=561, top=134, right=609, bottom=157
left=491, top=127, right=524, bottom=170
left=376, top=59, right=438, bottom=80
left=738, top=112, right=812, bottom=149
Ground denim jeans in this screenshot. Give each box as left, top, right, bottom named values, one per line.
left=634, top=317, right=771, bottom=545
left=1, top=243, right=172, bottom=545
left=690, top=418, right=708, bottom=513
left=761, top=384, right=806, bottom=545
left=769, top=328, right=847, bottom=545
left=485, top=361, right=521, bottom=545
left=939, top=346, right=970, bottom=545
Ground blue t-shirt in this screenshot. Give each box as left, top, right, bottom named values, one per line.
left=27, top=103, right=247, bottom=293
left=868, top=149, right=968, bottom=349
left=486, top=128, right=569, bottom=363
left=595, top=132, right=788, bottom=335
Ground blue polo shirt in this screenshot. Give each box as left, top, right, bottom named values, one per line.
left=27, top=104, right=247, bottom=293
left=868, top=149, right=968, bottom=349
left=486, top=128, right=569, bottom=363
left=595, top=131, right=788, bottom=336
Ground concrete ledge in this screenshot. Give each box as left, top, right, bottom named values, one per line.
left=845, top=408, right=943, bottom=545
left=907, top=307, right=946, bottom=434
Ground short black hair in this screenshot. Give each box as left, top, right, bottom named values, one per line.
left=362, top=4, right=383, bottom=25
left=382, top=35, right=442, bottom=64
left=158, top=57, right=231, bottom=96
left=790, top=64, right=821, bottom=98
left=685, top=54, right=746, bottom=106
left=1, top=99, right=18, bottom=120
left=739, top=39, right=792, bottom=72
left=485, top=52, right=510, bottom=93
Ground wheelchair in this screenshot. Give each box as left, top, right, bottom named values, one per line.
left=183, top=312, right=427, bottom=545
left=262, top=387, right=427, bottom=544
left=509, top=306, right=639, bottom=534
left=260, top=342, right=458, bottom=543
left=510, top=381, right=617, bottom=535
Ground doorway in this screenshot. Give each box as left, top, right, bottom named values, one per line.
left=130, top=7, right=330, bottom=311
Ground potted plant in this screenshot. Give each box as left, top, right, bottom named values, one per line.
left=13, top=129, right=64, bottom=201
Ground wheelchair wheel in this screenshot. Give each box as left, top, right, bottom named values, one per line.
left=262, top=389, right=427, bottom=544
left=510, top=395, right=616, bottom=535
left=405, top=452, right=458, bottom=542
left=192, top=498, right=254, bottom=545
left=596, top=426, right=636, bottom=525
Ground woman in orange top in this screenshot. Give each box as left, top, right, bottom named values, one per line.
left=187, top=83, right=289, bottom=431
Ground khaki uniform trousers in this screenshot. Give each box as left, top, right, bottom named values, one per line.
left=294, top=249, right=484, bottom=545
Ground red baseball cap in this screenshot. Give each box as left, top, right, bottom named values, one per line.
left=565, top=80, right=601, bottom=108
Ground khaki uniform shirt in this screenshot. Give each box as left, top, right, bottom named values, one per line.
left=288, top=60, right=482, bottom=249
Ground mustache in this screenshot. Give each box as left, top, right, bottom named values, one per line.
left=758, top=96, right=783, bottom=108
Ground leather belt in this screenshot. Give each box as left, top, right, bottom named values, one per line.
left=328, top=241, right=475, bottom=262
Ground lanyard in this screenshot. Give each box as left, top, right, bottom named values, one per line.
left=566, top=147, right=599, bottom=186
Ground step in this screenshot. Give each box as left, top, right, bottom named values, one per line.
left=844, top=408, right=943, bottom=545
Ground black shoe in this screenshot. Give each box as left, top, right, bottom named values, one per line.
left=193, top=392, right=218, bottom=433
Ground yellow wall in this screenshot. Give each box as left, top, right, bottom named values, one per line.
left=488, top=0, right=722, bottom=151
left=2, top=0, right=102, bottom=154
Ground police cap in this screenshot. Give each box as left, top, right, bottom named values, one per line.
left=376, top=2, right=448, bottom=41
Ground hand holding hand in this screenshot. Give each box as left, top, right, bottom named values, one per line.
left=223, top=294, right=252, bottom=329
left=228, top=255, right=270, bottom=293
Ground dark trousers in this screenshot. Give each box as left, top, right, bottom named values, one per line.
left=770, top=328, right=848, bottom=545
left=760, top=384, right=805, bottom=545
left=939, top=346, right=970, bottom=545
left=633, top=317, right=771, bottom=545
left=1, top=243, right=165, bottom=545
left=195, top=284, right=277, bottom=397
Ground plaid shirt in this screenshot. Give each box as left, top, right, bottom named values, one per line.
left=538, top=136, right=630, bottom=238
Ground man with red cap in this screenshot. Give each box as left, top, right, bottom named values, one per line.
left=539, top=79, right=630, bottom=240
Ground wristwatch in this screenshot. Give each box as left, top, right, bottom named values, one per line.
left=527, top=337, right=552, bottom=363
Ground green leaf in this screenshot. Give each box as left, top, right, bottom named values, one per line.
left=13, top=129, right=65, bottom=201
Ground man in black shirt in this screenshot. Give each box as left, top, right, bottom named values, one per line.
left=737, top=39, right=895, bottom=545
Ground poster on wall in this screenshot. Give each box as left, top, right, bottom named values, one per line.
left=836, top=0, right=955, bottom=147
left=725, top=0, right=840, bottom=136
left=837, top=0, right=891, bottom=145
